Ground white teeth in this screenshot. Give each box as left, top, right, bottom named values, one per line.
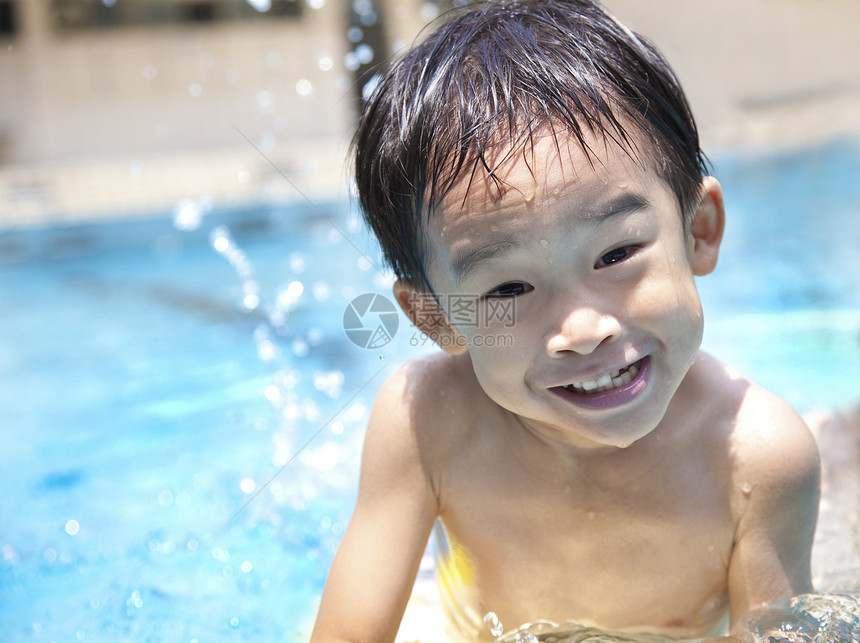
left=565, top=362, right=640, bottom=394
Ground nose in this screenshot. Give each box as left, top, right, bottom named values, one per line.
left=545, top=303, right=621, bottom=357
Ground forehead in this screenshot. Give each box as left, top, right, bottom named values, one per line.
left=428, top=129, right=660, bottom=255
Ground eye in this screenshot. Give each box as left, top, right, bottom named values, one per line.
left=485, top=282, right=533, bottom=298
left=596, top=245, right=639, bottom=268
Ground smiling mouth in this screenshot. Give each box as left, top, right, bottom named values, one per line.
left=562, top=359, right=643, bottom=394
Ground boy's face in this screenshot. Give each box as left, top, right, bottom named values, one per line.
left=411, top=130, right=723, bottom=450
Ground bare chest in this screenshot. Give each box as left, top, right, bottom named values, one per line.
left=438, top=453, right=735, bottom=635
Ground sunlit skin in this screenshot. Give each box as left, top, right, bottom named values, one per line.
left=310, top=132, right=820, bottom=642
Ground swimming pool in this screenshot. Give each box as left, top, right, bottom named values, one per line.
left=1, top=138, right=859, bottom=642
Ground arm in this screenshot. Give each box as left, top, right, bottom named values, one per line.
left=725, top=394, right=821, bottom=634
left=310, top=366, right=440, bottom=643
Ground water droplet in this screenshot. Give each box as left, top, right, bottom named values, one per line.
left=256, top=90, right=274, bottom=112
left=313, top=370, right=344, bottom=398
left=65, top=519, right=80, bottom=536
left=420, top=2, right=440, bottom=22
left=741, top=481, right=753, bottom=496
left=516, top=633, right=538, bottom=643
left=312, top=281, right=330, bottom=302
left=2, top=545, right=18, bottom=564
left=287, top=280, right=304, bottom=299
left=128, top=590, right=143, bottom=608
left=289, top=252, right=307, bottom=273
left=241, top=561, right=253, bottom=573
left=355, top=43, right=374, bottom=64
left=295, top=79, right=314, bottom=97
left=617, top=181, right=628, bottom=189
left=344, top=51, right=360, bottom=71
left=318, top=54, right=334, bottom=71
left=212, top=547, right=230, bottom=562
left=483, top=612, right=504, bottom=638
left=172, top=198, right=204, bottom=231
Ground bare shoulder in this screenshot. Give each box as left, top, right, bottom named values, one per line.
left=732, top=376, right=820, bottom=493
left=692, top=353, right=816, bottom=458
left=364, top=352, right=482, bottom=491
left=374, top=351, right=481, bottom=431
left=693, top=354, right=821, bottom=518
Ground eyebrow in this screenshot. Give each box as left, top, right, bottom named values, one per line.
left=451, top=239, right=521, bottom=284
left=449, top=192, right=651, bottom=284
left=581, top=192, right=650, bottom=222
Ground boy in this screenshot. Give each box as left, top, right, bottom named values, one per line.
left=311, top=1, right=820, bottom=640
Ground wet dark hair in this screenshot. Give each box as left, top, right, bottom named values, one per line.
left=353, top=0, right=708, bottom=291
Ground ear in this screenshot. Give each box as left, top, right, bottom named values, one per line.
left=688, top=176, right=725, bottom=276
left=393, top=279, right=468, bottom=355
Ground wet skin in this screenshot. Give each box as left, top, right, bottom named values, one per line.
left=309, top=131, right=819, bottom=642
left=422, top=132, right=711, bottom=452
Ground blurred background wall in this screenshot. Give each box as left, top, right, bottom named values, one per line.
left=0, top=0, right=858, bottom=227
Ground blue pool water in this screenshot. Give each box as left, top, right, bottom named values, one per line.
left=1, top=139, right=859, bottom=642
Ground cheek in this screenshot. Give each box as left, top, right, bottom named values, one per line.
left=633, top=259, right=704, bottom=333
left=465, top=331, right=533, bottom=395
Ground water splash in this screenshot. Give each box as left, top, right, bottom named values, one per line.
left=480, top=594, right=860, bottom=642
left=742, top=594, right=860, bottom=642
left=209, top=225, right=259, bottom=311
left=485, top=612, right=505, bottom=638
left=172, top=196, right=212, bottom=231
